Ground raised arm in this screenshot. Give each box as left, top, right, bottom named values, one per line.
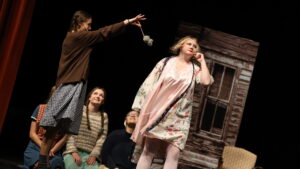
left=194, top=52, right=213, bottom=85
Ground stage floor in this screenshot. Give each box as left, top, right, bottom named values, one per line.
left=0, top=155, right=23, bottom=169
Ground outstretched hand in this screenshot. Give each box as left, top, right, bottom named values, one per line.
left=128, top=14, right=146, bottom=27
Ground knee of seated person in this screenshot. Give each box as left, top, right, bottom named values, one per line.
left=50, top=156, right=64, bottom=168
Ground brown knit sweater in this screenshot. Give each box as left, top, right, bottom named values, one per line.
left=56, top=21, right=126, bottom=86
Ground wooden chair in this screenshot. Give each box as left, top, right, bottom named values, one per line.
left=217, top=146, right=263, bottom=169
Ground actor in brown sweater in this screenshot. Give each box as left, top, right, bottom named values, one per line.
left=37, top=10, right=146, bottom=169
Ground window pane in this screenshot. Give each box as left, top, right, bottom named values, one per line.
left=219, top=67, right=235, bottom=100
left=201, top=100, right=215, bottom=131
left=213, top=103, right=227, bottom=129
left=209, top=64, right=223, bottom=97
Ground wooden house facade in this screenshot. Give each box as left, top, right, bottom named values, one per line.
left=175, top=22, right=260, bottom=169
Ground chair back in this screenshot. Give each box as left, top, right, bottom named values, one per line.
left=221, top=146, right=257, bottom=169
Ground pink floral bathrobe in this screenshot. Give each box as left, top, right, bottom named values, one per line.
left=131, top=56, right=211, bottom=152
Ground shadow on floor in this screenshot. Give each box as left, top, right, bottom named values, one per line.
left=0, top=158, right=23, bottom=169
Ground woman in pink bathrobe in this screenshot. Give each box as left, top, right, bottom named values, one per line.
left=131, top=36, right=214, bottom=169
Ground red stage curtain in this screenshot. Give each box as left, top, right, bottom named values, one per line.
left=0, top=0, right=36, bottom=132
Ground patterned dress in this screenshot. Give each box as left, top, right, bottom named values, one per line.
left=131, top=57, right=208, bottom=150
left=40, top=81, right=87, bottom=134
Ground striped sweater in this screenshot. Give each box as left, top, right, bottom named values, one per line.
left=63, top=106, right=108, bottom=158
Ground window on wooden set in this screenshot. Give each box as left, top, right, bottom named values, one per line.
left=200, top=63, right=235, bottom=136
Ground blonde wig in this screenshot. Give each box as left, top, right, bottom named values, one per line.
left=170, top=36, right=201, bottom=55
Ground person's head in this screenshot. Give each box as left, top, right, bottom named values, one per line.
left=85, top=87, right=106, bottom=130
left=124, top=110, right=139, bottom=129
left=85, top=87, right=106, bottom=110
left=170, top=36, right=201, bottom=56
left=69, top=10, right=92, bottom=32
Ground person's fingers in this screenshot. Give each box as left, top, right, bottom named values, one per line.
left=135, top=14, right=146, bottom=21
left=133, top=22, right=142, bottom=27
left=87, top=158, right=95, bottom=165
left=74, top=157, right=81, bottom=166
left=77, top=159, right=82, bottom=166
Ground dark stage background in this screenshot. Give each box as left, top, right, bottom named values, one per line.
left=0, top=0, right=298, bottom=169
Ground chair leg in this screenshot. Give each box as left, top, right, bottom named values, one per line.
left=217, top=157, right=223, bottom=169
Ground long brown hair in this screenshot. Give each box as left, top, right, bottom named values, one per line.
left=69, top=10, right=92, bottom=32
left=85, top=87, right=106, bottom=130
